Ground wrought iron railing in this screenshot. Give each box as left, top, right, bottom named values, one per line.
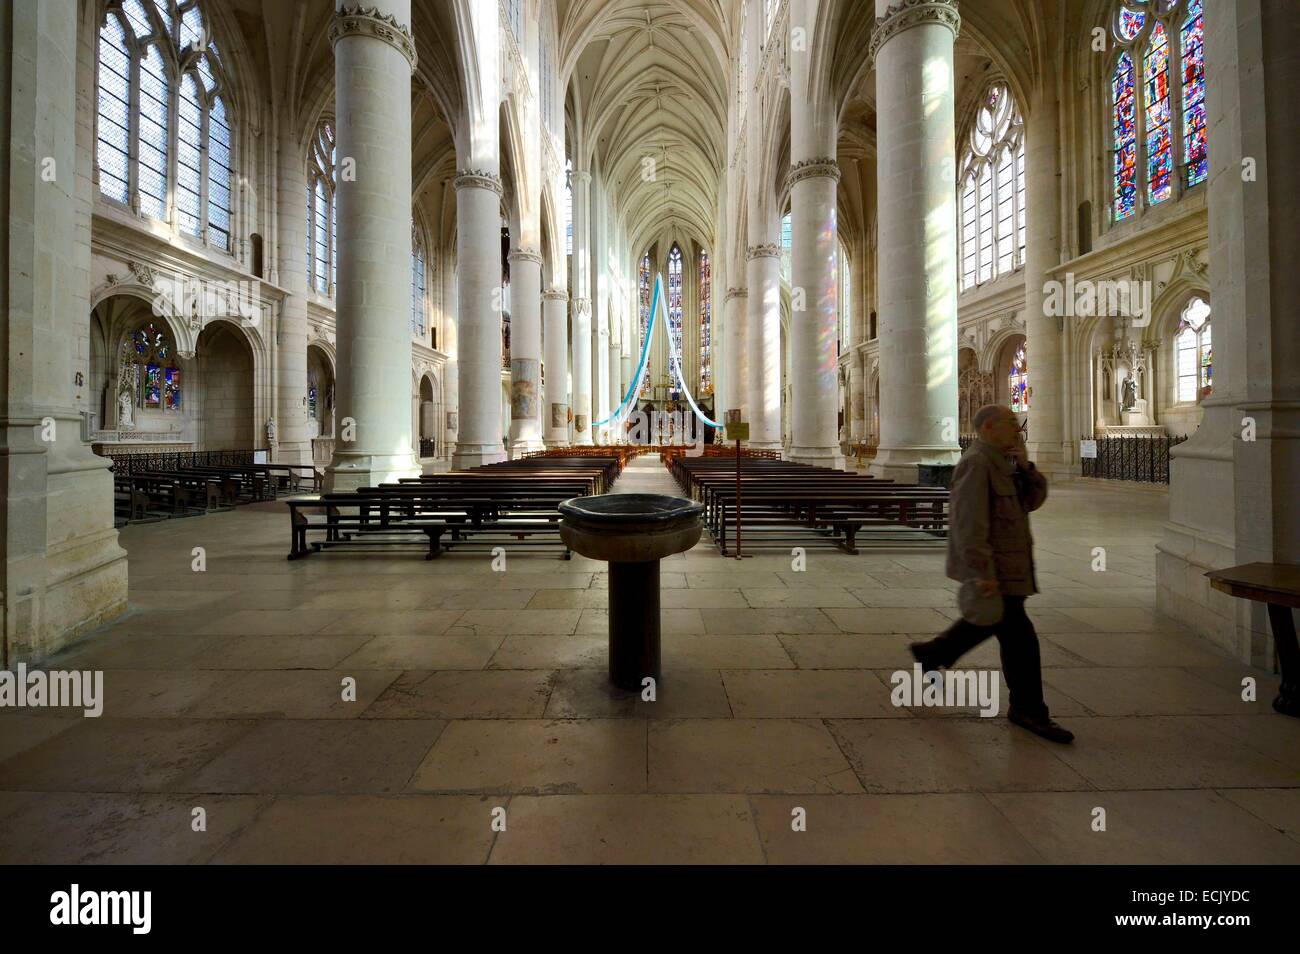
left=419, top=438, right=435, bottom=458
left=104, top=449, right=257, bottom=475
left=1080, top=434, right=1188, bottom=484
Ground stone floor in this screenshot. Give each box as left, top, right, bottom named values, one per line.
left=1, top=457, right=1297, bottom=864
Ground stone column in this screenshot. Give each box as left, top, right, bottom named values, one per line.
left=570, top=170, right=593, bottom=444
left=723, top=288, right=748, bottom=420
left=543, top=289, right=569, bottom=447
left=440, top=240, right=459, bottom=461
left=507, top=248, right=544, bottom=455
left=1023, top=70, right=1068, bottom=474
left=1, top=0, right=127, bottom=662
left=274, top=108, right=311, bottom=465
left=787, top=158, right=842, bottom=464
left=451, top=169, right=506, bottom=467
left=868, top=0, right=962, bottom=481
left=324, top=1, right=420, bottom=488
left=1158, top=1, right=1300, bottom=666
left=746, top=246, right=783, bottom=449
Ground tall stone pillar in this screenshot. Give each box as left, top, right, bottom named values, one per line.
left=746, top=246, right=783, bottom=449
left=868, top=0, right=962, bottom=481
left=451, top=170, right=505, bottom=467
left=1023, top=69, right=1068, bottom=474
left=507, top=248, right=544, bottom=455
left=2, top=0, right=127, bottom=662
left=787, top=0, right=842, bottom=465
left=570, top=170, right=593, bottom=444
left=1158, top=1, right=1300, bottom=666
left=441, top=241, right=459, bottom=461
left=787, top=157, right=842, bottom=464
left=543, top=289, right=569, bottom=447
left=325, top=1, right=420, bottom=488
left=723, top=288, right=748, bottom=420
left=274, top=108, right=311, bottom=465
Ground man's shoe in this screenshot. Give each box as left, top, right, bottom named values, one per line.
left=1008, top=708, right=1075, bottom=744
left=909, top=640, right=944, bottom=676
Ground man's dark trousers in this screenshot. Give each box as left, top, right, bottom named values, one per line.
left=925, top=595, right=1048, bottom=719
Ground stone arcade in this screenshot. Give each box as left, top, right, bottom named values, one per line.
left=0, top=0, right=1297, bottom=865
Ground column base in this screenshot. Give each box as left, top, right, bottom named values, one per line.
left=452, top=444, right=508, bottom=469
left=787, top=445, right=843, bottom=469
left=324, top=451, right=421, bottom=491
left=868, top=445, right=961, bottom=483
left=509, top=438, right=545, bottom=458
left=544, top=438, right=569, bottom=449
left=746, top=441, right=783, bottom=454
left=271, top=439, right=313, bottom=467
left=1026, top=440, right=1076, bottom=479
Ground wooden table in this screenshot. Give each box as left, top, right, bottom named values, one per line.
left=1206, top=562, right=1300, bottom=717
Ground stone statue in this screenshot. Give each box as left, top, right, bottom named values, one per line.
left=1121, top=374, right=1138, bottom=411
left=117, top=387, right=134, bottom=429
left=266, top=417, right=277, bottom=443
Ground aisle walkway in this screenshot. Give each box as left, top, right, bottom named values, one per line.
left=0, top=459, right=1296, bottom=864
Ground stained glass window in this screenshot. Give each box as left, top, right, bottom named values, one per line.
left=1109, top=0, right=1209, bottom=222
left=958, top=83, right=1026, bottom=291
left=638, top=253, right=651, bottom=396
left=307, top=121, right=336, bottom=295
left=1112, top=52, right=1138, bottom=220
left=208, top=95, right=233, bottom=250
left=96, top=15, right=131, bottom=204
left=95, top=1, right=234, bottom=249
left=1009, top=344, right=1029, bottom=413
left=780, top=214, right=792, bottom=284
left=125, top=321, right=181, bottom=412
left=1175, top=296, right=1212, bottom=402
left=1180, top=0, right=1207, bottom=188
left=668, top=245, right=684, bottom=356
left=699, top=249, right=712, bottom=396
left=411, top=228, right=426, bottom=338
left=1144, top=23, right=1173, bottom=204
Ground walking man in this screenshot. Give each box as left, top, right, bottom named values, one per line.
left=911, top=404, right=1074, bottom=743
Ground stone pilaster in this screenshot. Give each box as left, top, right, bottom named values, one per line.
left=746, top=246, right=783, bottom=450
left=1157, top=1, right=1300, bottom=666
left=570, top=170, right=593, bottom=445
left=2, top=0, right=127, bottom=663
left=507, top=249, right=544, bottom=455
left=275, top=107, right=311, bottom=466
left=324, top=0, right=421, bottom=488
left=1023, top=68, right=1069, bottom=474
left=868, top=0, right=962, bottom=481
left=543, top=289, right=569, bottom=447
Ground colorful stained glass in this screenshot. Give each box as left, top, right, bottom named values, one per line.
left=164, top=367, right=181, bottom=411
left=144, top=364, right=162, bottom=408
left=1113, top=52, right=1138, bottom=219
left=668, top=246, right=684, bottom=353
left=1117, top=6, right=1146, bottom=41
left=1181, top=0, right=1208, bottom=187
left=1009, top=345, right=1029, bottom=413
left=638, top=253, right=651, bottom=396
left=1145, top=23, right=1172, bottom=203
left=699, top=249, right=712, bottom=396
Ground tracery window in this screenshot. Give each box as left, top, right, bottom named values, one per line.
left=411, top=227, right=427, bottom=338
left=638, top=252, right=652, bottom=396
left=667, top=245, right=684, bottom=356
left=1175, top=296, right=1212, bottom=402
left=1009, top=344, right=1029, bottom=413
left=306, top=120, right=337, bottom=296
left=97, top=0, right=233, bottom=250
left=699, top=249, right=712, bottom=396
left=120, top=321, right=181, bottom=414
left=958, top=83, right=1025, bottom=291
left=506, top=0, right=523, bottom=45
left=1109, top=0, right=1208, bottom=222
